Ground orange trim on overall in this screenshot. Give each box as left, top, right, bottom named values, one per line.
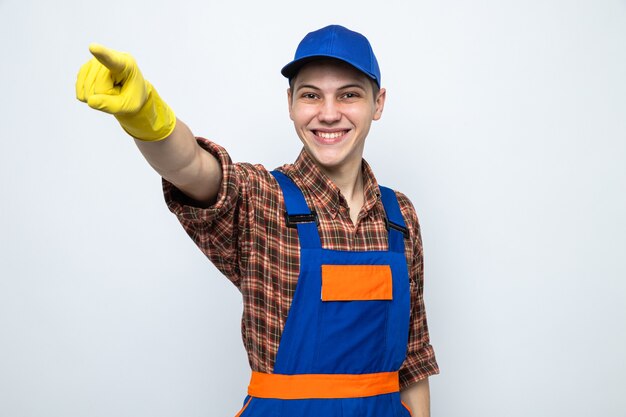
left=247, top=371, right=399, bottom=399
left=321, top=265, right=393, bottom=301
left=234, top=396, right=252, bottom=417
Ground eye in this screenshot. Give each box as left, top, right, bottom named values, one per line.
left=301, top=92, right=319, bottom=99
left=341, top=92, right=360, bottom=99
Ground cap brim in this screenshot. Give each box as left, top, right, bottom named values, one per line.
left=281, top=55, right=378, bottom=85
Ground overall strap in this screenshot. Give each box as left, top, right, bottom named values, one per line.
left=379, top=186, right=409, bottom=253
left=270, top=171, right=321, bottom=249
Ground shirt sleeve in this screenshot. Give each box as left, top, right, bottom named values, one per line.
left=396, top=192, right=440, bottom=389
left=162, top=137, right=259, bottom=289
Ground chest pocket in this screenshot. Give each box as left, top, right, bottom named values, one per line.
left=321, top=265, right=393, bottom=301
left=314, top=264, right=393, bottom=373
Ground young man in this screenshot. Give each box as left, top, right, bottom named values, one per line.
left=76, top=25, right=439, bottom=417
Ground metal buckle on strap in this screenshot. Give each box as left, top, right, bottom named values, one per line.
left=285, top=211, right=319, bottom=228
left=384, top=216, right=410, bottom=239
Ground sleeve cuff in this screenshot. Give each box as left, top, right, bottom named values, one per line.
left=162, top=137, right=237, bottom=225
left=399, top=344, right=440, bottom=389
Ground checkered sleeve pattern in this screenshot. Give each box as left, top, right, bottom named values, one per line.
left=396, top=192, right=440, bottom=389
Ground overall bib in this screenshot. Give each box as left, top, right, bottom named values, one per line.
left=235, top=171, right=413, bottom=417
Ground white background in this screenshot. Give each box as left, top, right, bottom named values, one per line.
left=1, top=1, right=625, bottom=416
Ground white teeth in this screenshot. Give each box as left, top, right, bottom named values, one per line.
left=317, top=131, right=345, bottom=139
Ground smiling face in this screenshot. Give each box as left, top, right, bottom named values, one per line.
left=288, top=59, right=386, bottom=178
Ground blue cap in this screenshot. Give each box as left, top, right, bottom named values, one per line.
left=281, top=25, right=381, bottom=87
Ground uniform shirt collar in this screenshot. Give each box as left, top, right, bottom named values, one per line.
left=285, top=149, right=381, bottom=219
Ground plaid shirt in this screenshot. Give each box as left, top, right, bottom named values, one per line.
left=163, top=138, right=439, bottom=389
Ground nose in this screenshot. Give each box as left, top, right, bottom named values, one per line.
left=317, top=98, right=341, bottom=124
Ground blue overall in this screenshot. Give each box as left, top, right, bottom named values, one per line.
left=235, top=171, right=413, bottom=417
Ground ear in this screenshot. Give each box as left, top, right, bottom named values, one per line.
left=373, top=87, right=386, bottom=121
left=287, top=87, right=294, bottom=121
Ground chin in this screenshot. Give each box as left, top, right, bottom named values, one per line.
left=307, top=148, right=344, bottom=169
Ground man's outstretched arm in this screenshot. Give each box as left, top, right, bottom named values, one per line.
left=76, top=43, right=221, bottom=206
left=133, top=119, right=221, bottom=206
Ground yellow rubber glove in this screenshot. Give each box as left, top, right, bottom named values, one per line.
left=76, top=43, right=176, bottom=141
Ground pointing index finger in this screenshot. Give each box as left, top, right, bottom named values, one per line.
left=88, top=43, right=127, bottom=74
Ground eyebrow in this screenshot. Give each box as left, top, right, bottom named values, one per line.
left=295, top=82, right=368, bottom=92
